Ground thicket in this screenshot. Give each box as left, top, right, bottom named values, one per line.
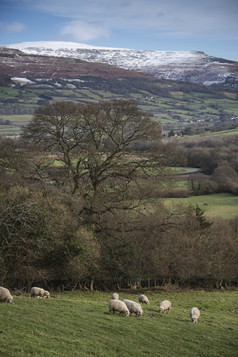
left=0, top=100, right=237, bottom=291
left=176, top=134, right=238, bottom=195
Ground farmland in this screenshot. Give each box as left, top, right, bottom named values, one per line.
left=0, top=56, right=238, bottom=317
left=1, top=78, right=238, bottom=137
left=1, top=289, right=237, bottom=357
left=164, top=193, right=238, bottom=219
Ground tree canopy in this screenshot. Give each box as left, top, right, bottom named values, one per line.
left=22, top=99, right=167, bottom=220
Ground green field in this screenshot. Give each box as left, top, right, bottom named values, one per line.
left=164, top=193, right=238, bottom=219
left=183, top=127, right=238, bottom=138
left=1, top=77, right=238, bottom=137
left=1, top=289, right=237, bottom=356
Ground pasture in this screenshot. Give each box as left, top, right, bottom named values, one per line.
left=164, top=193, right=238, bottom=219
left=1, top=78, right=238, bottom=138
left=0, top=289, right=237, bottom=356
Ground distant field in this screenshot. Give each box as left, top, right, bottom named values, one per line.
left=164, top=193, right=238, bottom=219
left=1, top=289, right=237, bottom=357
left=0, top=115, right=32, bottom=137
left=170, top=167, right=200, bottom=174
left=1, top=78, right=238, bottom=136
left=185, top=128, right=238, bottom=138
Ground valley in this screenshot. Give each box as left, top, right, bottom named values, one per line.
left=0, top=44, right=238, bottom=138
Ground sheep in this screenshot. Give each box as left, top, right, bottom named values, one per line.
left=30, top=287, right=50, bottom=298
left=138, top=294, right=150, bottom=305
left=111, top=293, right=119, bottom=300
left=159, top=300, right=171, bottom=313
left=123, top=299, right=143, bottom=317
left=108, top=299, right=130, bottom=316
left=189, top=307, right=200, bottom=323
left=0, top=286, right=13, bottom=303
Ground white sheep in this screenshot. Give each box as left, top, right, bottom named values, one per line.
left=138, top=294, right=150, bottom=305
left=189, top=307, right=200, bottom=323
left=123, top=299, right=143, bottom=317
left=108, top=299, right=130, bottom=316
left=30, top=287, right=50, bottom=298
left=159, top=300, right=171, bottom=313
left=0, top=286, right=13, bottom=303
left=111, top=293, right=119, bottom=300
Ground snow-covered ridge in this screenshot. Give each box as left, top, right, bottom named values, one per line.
left=3, top=41, right=209, bottom=68
left=2, top=41, right=237, bottom=86
left=3, top=41, right=130, bottom=51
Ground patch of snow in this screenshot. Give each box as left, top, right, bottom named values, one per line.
left=11, top=77, right=35, bottom=85
left=204, top=78, right=226, bottom=85
left=66, top=83, right=76, bottom=89
left=67, top=79, right=86, bottom=82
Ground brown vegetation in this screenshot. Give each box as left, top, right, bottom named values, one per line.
left=177, top=135, right=238, bottom=194
left=0, top=100, right=237, bottom=291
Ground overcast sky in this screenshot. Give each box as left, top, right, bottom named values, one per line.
left=1, top=0, right=238, bottom=60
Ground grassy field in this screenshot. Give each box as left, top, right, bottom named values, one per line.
left=183, top=128, right=238, bottom=138
left=1, top=78, right=238, bottom=137
left=0, top=289, right=237, bottom=356
left=164, top=193, right=238, bottom=219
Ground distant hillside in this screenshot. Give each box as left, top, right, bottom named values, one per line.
left=4, top=41, right=238, bottom=87
left=0, top=47, right=238, bottom=138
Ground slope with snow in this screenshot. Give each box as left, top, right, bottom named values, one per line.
left=4, top=41, right=208, bottom=67
left=2, top=41, right=238, bottom=85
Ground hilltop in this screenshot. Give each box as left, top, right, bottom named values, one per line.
left=3, top=41, right=238, bottom=86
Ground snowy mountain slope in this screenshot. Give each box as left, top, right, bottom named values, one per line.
left=4, top=41, right=207, bottom=66
left=3, top=41, right=238, bottom=86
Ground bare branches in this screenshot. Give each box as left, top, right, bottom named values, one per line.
left=22, top=99, right=164, bottom=201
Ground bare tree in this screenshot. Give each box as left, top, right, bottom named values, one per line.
left=22, top=99, right=167, bottom=218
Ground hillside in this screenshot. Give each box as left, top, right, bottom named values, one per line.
left=0, top=46, right=238, bottom=137
left=1, top=290, right=238, bottom=357
left=4, top=41, right=238, bottom=86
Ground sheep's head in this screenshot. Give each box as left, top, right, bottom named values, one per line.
left=44, top=291, right=50, bottom=298
left=125, top=310, right=130, bottom=317
left=7, top=296, right=13, bottom=303
left=137, top=310, right=143, bottom=317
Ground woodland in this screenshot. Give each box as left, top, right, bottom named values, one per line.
left=0, top=99, right=237, bottom=291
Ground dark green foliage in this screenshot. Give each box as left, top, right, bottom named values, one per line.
left=195, top=205, right=213, bottom=228
left=0, top=185, right=100, bottom=289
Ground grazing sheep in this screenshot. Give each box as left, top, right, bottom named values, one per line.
left=108, top=299, right=130, bottom=316
left=189, top=307, right=200, bottom=323
left=123, top=299, right=143, bottom=317
left=111, top=293, right=119, bottom=300
left=138, top=294, right=150, bottom=305
left=0, top=286, right=13, bottom=303
left=30, top=287, right=50, bottom=298
left=159, top=300, right=171, bottom=313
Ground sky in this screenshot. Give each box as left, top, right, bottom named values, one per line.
left=0, top=0, right=238, bottom=60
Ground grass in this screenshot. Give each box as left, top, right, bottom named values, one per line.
left=164, top=193, right=238, bottom=219
left=181, top=128, right=238, bottom=139
left=0, top=115, right=32, bottom=123
left=170, top=167, right=200, bottom=174
left=0, top=289, right=237, bottom=356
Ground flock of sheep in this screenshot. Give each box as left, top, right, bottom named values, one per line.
left=0, top=286, right=200, bottom=323
left=109, top=293, right=200, bottom=323
left=0, top=286, right=50, bottom=301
